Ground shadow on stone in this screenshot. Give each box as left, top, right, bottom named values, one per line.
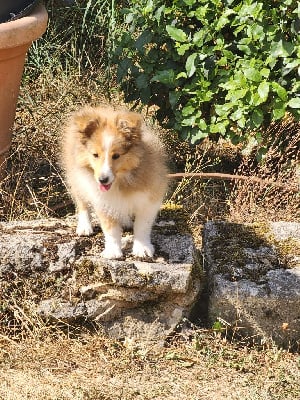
left=0, top=212, right=202, bottom=345
left=202, top=221, right=300, bottom=350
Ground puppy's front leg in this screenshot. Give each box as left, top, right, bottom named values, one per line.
left=76, top=199, right=93, bottom=236
left=132, top=204, right=160, bottom=258
left=97, top=212, right=123, bottom=259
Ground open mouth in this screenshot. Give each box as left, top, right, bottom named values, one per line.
left=99, top=183, right=112, bottom=192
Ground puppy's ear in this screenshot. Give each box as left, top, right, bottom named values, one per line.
left=116, top=112, right=142, bottom=142
left=73, top=111, right=102, bottom=144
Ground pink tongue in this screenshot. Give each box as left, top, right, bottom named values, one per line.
left=100, top=183, right=112, bottom=192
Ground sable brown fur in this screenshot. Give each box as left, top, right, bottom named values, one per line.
left=61, top=106, right=168, bottom=259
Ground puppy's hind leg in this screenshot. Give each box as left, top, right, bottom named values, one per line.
left=75, top=198, right=94, bottom=236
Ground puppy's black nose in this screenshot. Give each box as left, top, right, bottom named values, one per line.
left=99, top=177, right=109, bottom=184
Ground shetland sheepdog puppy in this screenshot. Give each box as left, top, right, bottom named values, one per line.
left=61, top=106, right=168, bottom=259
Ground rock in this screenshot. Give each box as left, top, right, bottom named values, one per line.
left=204, top=221, right=300, bottom=347
left=3, top=213, right=298, bottom=347
left=0, top=212, right=201, bottom=344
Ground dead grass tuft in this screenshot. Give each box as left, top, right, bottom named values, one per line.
left=229, top=117, right=299, bottom=223
left=0, top=326, right=299, bottom=400
left=0, top=73, right=123, bottom=221
left=166, top=120, right=299, bottom=227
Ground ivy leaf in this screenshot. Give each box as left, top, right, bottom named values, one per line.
left=176, top=71, right=187, bottom=79
left=231, top=108, right=243, bottom=121
left=182, top=104, right=195, bottom=116
left=125, top=12, right=134, bottom=24
left=288, top=98, right=300, bottom=108
left=177, top=43, right=191, bottom=56
left=209, top=121, right=228, bottom=134
left=237, top=116, right=246, bottom=128
left=135, top=30, right=153, bottom=52
left=251, top=92, right=265, bottom=106
left=143, top=1, right=154, bottom=14
left=251, top=109, right=264, bottom=127
left=154, top=5, right=165, bottom=21
left=270, top=39, right=294, bottom=58
left=140, top=87, right=151, bottom=103
left=260, top=68, right=270, bottom=78
left=215, top=103, right=232, bottom=117
left=151, top=69, right=175, bottom=86
left=117, top=58, right=134, bottom=82
left=193, top=30, right=204, bottom=47
left=244, top=67, right=261, bottom=82
left=169, top=91, right=181, bottom=108
left=226, top=88, right=248, bottom=102
left=215, top=15, right=230, bottom=31
left=186, top=53, right=198, bottom=77
left=257, top=81, right=269, bottom=101
left=271, top=82, right=287, bottom=101
left=182, top=116, right=197, bottom=127
left=272, top=99, right=286, bottom=120
left=191, top=129, right=209, bottom=144
left=166, top=25, right=187, bottom=42
left=135, top=74, right=148, bottom=89
left=290, top=108, right=300, bottom=121
left=198, top=119, right=208, bottom=131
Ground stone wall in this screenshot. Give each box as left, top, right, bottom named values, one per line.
left=0, top=213, right=202, bottom=344
left=203, top=221, right=300, bottom=347
left=1, top=214, right=299, bottom=347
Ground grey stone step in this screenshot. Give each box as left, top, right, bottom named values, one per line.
left=203, top=221, right=300, bottom=347
left=0, top=212, right=201, bottom=344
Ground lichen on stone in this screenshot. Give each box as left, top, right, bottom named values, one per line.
left=156, top=202, right=191, bottom=234
left=204, top=222, right=294, bottom=282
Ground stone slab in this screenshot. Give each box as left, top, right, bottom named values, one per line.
left=0, top=214, right=202, bottom=344
left=203, top=221, right=300, bottom=347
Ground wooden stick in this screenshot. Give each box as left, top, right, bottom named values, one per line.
left=167, top=172, right=299, bottom=193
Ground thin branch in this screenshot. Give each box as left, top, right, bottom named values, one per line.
left=167, top=172, right=299, bottom=193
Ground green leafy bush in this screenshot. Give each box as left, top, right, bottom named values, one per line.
left=114, top=0, right=300, bottom=144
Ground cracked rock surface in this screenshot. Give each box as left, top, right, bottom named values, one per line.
left=203, top=221, right=300, bottom=347
left=0, top=215, right=201, bottom=344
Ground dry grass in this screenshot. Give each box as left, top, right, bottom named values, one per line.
left=166, top=128, right=299, bottom=227
left=1, top=327, right=299, bottom=400
left=0, top=72, right=122, bottom=221
left=228, top=117, right=299, bottom=223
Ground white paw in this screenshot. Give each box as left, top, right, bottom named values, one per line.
left=76, top=223, right=93, bottom=236
left=101, top=245, right=123, bottom=259
left=76, top=211, right=93, bottom=236
left=132, top=241, right=154, bottom=258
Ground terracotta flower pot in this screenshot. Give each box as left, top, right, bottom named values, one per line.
left=0, top=2, right=48, bottom=179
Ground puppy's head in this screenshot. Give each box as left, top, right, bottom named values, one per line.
left=72, top=107, right=143, bottom=191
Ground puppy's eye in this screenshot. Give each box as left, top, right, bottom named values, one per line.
left=93, top=153, right=99, bottom=158
left=112, top=153, right=120, bottom=160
